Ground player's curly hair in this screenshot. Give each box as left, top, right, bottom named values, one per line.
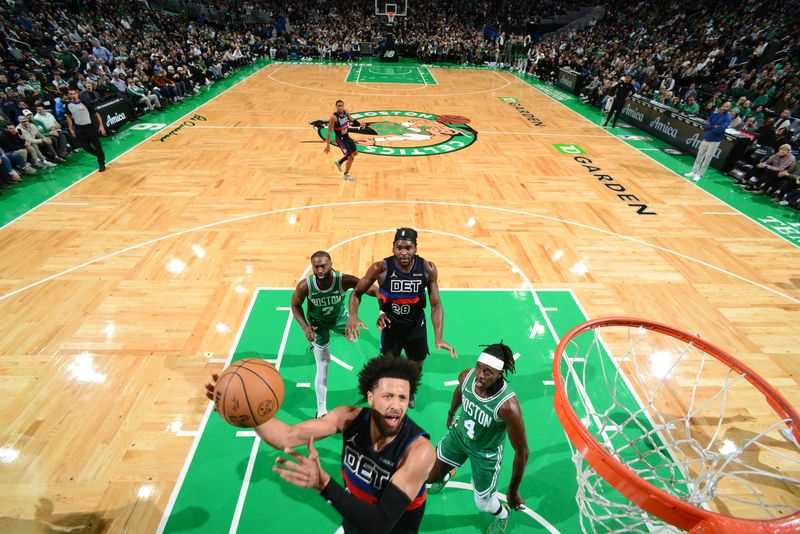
left=480, top=341, right=516, bottom=378
left=358, top=355, right=421, bottom=399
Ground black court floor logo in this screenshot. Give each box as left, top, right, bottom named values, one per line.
left=310, top=110, right=477, bottom=156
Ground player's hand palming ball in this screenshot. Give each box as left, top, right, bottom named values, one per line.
left=207, top=358, right=285, bottom=428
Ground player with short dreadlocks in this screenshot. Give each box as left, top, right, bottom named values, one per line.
left=426, top=342, right=529, bottom=534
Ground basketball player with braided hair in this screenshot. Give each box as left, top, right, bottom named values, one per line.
left=204, top=355, right=435, bottom=533
left=426, top=342, right=529, bottom=534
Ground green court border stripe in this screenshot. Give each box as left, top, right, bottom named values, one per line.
left=346, top=63, right=434, bottom=85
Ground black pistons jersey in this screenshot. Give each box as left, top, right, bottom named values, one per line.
left=333, top=111, right=350, bottom=137
left=341, top=408, right=429, bottom=533
left=378, top=256, right=428, bottom=328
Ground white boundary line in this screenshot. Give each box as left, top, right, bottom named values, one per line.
left=2, top=200, right=796, bottom=305
left=0, top=61, right=275, bottom=232
left=229, top=436, right=261, bottom=534
left=228, top=307, right=294, bottom=533
left=330, top=354, right=353, bottom=371
left=425, top=66, right=438, bottom=85
left=505, top=71, right=795, bottom=245
left=156, top=288, right=260, bottom=533
left=191, top=125, right=308, bottom=130
left=446, top=481, right=560, bottom=533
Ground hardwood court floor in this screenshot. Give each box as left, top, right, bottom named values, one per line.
left=0, top=62, right=798, bottom=532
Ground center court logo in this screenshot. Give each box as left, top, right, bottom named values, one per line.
left=310, top=110, right=477, bottom=156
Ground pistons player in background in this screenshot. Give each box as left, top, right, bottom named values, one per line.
left=346, top=228, right=457, bottom=407
left=324, top=99, right=359, bottom=180
left=217, top=355, right=436, bottom=534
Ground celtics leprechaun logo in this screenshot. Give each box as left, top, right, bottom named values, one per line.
left=310, top=110, right=477, bottom=156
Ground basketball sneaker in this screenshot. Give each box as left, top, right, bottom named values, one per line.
left=334, top=160, right=343, bottom=175
left=428, top=468, right=455, bottom=494
left=486, top=504, right=510, bottom=534
left=343, top=174, right=355, bottom=181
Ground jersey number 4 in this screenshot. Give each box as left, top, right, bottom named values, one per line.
left=463, top=419, right=476, bottom=439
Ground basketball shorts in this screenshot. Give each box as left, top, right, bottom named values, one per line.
left=436, top=427, right=504, bottom=497
left=380, top=317, right=429, bottom=361
left=310, top=312, right=349, bottom=348
left=336, top=133, right=357, bottom=156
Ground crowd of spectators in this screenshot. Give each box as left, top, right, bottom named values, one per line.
left=0, top=0, right=261, bottom=189
left=519, top=0, right=799, bottom=208
left=1, top=0, right=798, bottom=204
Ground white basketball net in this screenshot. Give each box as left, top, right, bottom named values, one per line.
left=558, top=323, right=800, bottom=532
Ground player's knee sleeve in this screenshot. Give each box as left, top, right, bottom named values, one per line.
left=474, top=492, right=501, bottom=514
left=313, top=344, right=330, bottom=365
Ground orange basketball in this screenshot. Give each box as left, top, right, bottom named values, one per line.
left=436, top=114, right=471, bottom=125
left=213, top=358, right=285, bottom=428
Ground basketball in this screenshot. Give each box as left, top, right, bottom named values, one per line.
left=436, top=114, right=471, bottom=125
left=214, top=358, right=285, bottom=428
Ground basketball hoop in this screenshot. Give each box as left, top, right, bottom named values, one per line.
left=386, top=11, right=396, bottom=24
left=553, top=317, right=800, bottom=533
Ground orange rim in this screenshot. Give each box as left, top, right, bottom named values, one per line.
left=552, top=317, right=800, bottom=533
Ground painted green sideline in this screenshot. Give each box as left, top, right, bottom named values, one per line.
left=0, top=58, right=272, bottom=228
left=346, top=64, right=437, bottom=84
left=510, top=71, right=800, bottom=248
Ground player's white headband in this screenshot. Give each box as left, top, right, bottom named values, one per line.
left=477, top=352, right=504, bottom=371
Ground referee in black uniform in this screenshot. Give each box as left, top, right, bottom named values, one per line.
left=603, top=74, right=636, bottom=128
left=65, top=88, right=107, bottom=172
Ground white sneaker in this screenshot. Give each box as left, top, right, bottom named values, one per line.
left=692, top=175, right=701, bottom=181
left=42, top=160, right=57, bottom=167
left=343, top=174, right=355, bottom=181
left=683, top=172, right=696, bottom=178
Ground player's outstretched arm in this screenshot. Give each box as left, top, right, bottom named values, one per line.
left=499, top=397, right=529, bottom=510
left=345, top=261, right=384, bottom=339
left=315, top=437, right=435, bottom=534
left=255, top=405, right=361, bottom=450
left=342, top=274, right=378, bottom=298
left=274, top=436, right=433, bottom=534
left=426, top=261, right=457, bottom=358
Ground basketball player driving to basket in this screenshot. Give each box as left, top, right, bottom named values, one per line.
left=204, top=355, right=435, bottom=534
